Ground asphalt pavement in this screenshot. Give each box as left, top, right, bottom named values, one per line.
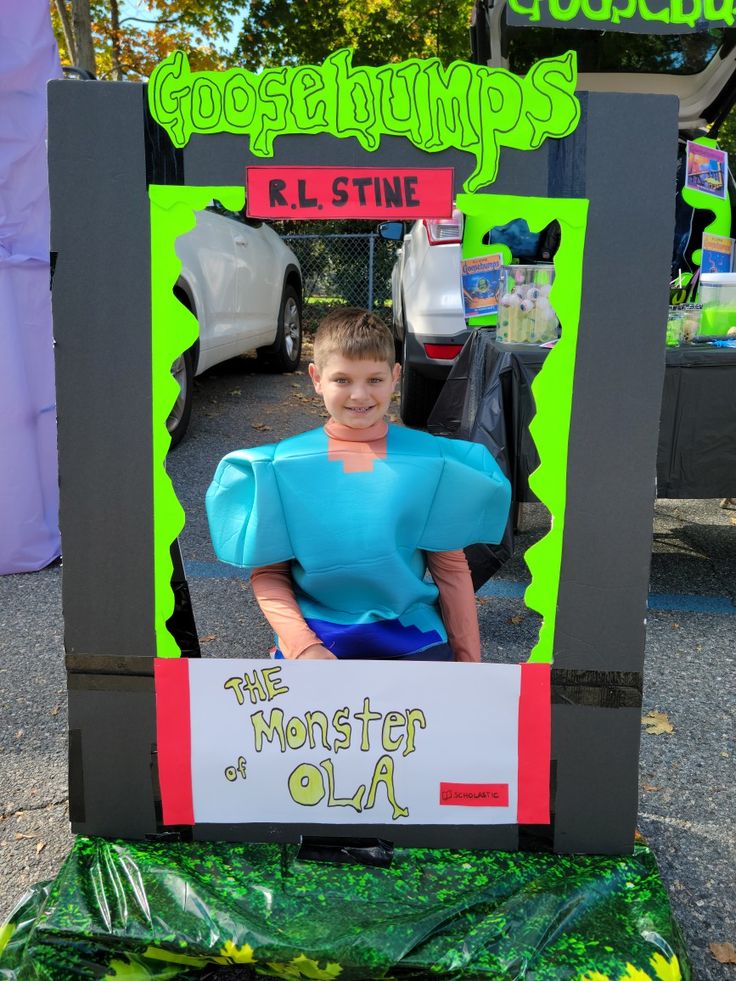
left=1, top=347, right=734, bottom=979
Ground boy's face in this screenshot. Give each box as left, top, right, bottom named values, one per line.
left=309, top=355, right=401, bottom=429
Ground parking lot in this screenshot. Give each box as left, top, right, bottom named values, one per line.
left=1, top=347, right=734, bottom=980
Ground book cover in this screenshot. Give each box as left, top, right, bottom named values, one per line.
left=701, top=232, right=734, bottom=274
left=461, top=253, right=503, bottom=317
left=686, top=142, right=728, bottom=200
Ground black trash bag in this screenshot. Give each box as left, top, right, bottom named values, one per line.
left=427, top=330, right=513, bottom=589
left=427, top=330, right=546, bottom=590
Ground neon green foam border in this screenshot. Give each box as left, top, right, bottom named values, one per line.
left=150, top=185, right=246, bottom=658
left=456, top=194, right=589, bottom=664
left=681, top=137, right=731, bottom=270
left=153, top=188, right=587, bottom=662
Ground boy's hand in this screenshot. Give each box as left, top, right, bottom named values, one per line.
left=297, top=644, right=338, bottom=660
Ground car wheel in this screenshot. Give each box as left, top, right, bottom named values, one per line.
left=399, top=334, right=444, bottom=429
left=257, top=284, right=302, bottom=372
left=167, top=347, right=193, bottom=449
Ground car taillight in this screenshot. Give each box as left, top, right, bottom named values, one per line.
left=424, top=208, right=463, bottom=245
left=424, top=343, right=464, bottom=360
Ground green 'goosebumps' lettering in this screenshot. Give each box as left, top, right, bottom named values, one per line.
left=524, top=51, right=580, bottom=150
left=510, top=0, right=728, bottom=26
left=148, top=49, right=579, bottom=192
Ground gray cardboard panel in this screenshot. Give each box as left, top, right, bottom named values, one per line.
left=52, top=81, right=674, bottom=851
left=68, top=687, right=159, bottom=837
left=552, top=704, right=641, bottom=854
left=553, top=93, right=677, bottom=673
left=48, top=80, right=156, bottom=657
left=182, top=132, right=551, bottom=201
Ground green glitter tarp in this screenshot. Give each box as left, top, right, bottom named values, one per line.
left=0, top=839, right=689, bottom=981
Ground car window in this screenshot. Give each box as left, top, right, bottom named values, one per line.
left=504, top=25, right=735, bottom=75
left=204, top=201, right=263, bottom=228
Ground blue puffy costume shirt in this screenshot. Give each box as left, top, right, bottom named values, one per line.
left=206, top=423, right=511, bottom=660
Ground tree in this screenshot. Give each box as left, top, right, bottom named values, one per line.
left=50, top=0, right=242, bottom=79
left=715, top=106, right=736, bottom=159
left=234, top=0, right=476, bottom=70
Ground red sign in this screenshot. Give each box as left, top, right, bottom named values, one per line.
left=246, top=166, right=454, bottom=220
left=439, top=782, right=509, bottom=807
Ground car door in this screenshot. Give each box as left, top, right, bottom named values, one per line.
left=227, top=212, right=282, bottom=349
left=177, top=207, right=240, bottom=359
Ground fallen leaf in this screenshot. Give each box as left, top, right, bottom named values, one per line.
left=198, top=634, right=217, bottom=644
left=634, top=829, right=646, bottom=843
left=14, top=832, right=35, bottom=841
left=251, top=422, right=272, bottom=431
left=641, top=710, right=673, bottom=735
left=731, top=516, right=736, bottom=526
left=15, top=730, right=23, bottom=740
left=709, top=943, right=736, bottom=964
left=229, top=389, right=241, bottom=396
left=509, top=615, right=524, bottom=625
left=50, top=705, right=60, bottom=717
left=476, top=597, right=490, bottom=606
left=641, top=783, right=661, bottom=792
left=35, top=841, right=46, bottom=855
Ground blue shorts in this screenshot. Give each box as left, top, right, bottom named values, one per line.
left=273, top=642, right=454, bottom=662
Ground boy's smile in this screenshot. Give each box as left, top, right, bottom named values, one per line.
left=309, top=355, right=401, bottom=429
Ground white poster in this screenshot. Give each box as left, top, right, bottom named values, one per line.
left=155, top=659, right=551, bottom=827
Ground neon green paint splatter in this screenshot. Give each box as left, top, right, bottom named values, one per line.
left=149, top=186, right=245, bottom=658
left=457, top=193, right=589, bottom=664
left=147, top=49, right=580, bottom=193
left=681, top=137, right=731, bottom=269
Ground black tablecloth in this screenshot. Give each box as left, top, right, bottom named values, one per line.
left=428, top=331, right=736, bottom=500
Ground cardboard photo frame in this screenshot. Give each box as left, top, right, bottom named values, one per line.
left=49, top=63, right=677, bottom=851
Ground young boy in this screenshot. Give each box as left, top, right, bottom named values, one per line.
left=206, top=308, right=510, bottom=662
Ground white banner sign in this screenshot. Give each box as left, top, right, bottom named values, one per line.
left=155, top=659, right=550, bottom=828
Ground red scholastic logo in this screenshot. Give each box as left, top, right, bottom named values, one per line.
left=439, top=782, right=509, bottom=807
left=246, top=166, right=454, bottom=220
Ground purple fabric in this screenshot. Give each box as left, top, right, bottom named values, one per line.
left=0, top=3, right=62, bottom=573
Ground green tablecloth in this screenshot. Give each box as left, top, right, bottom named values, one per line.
left=0, top=838, right=689, bottom=980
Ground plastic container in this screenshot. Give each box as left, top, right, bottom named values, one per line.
left=666, top=304, right=701, bottom=346
left=699, top=272, right=736, bottom=336
left=666, top=307, right=684, bottom=347
left=681, top=303, right=702, bottom=343
left=497, top=264, right=558, bottom=343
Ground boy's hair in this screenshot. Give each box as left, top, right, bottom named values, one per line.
left=313, top=308, right=396, bottom=368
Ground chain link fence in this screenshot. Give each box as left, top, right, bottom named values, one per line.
left=283, top=233, right=399, bottom=330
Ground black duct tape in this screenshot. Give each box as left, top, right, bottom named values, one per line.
left=551, top=670, right=643, bottom=708
left=67, top=674, right=155, bottom=693
left=143, top=86, right=184, bottom=186
left=166, top=579, right=201, bottom=658
left=68, top=729, right=85, bottom=824
left=65, top=655, right=154, bottom=675
left=297, top=836, right=395, bottom=868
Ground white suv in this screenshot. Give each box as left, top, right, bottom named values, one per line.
left=170, top=202, right=302, bottom=446
left=381, top=212, right=470, bottom=427
left=383, top=18, right=736, bottom=427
